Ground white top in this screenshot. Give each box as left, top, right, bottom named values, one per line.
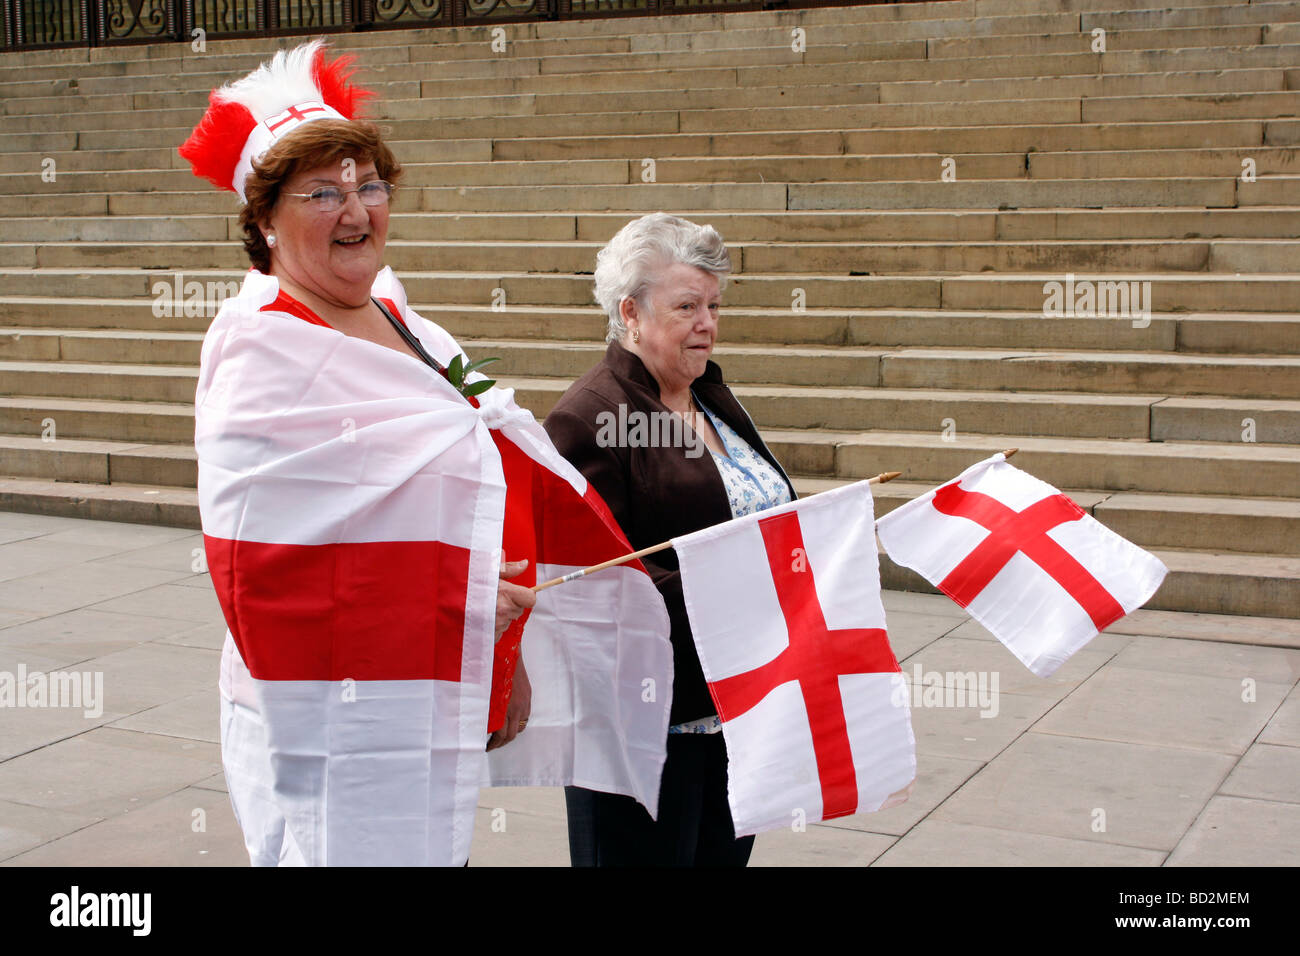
left=697, top=395, right=793, bottom=520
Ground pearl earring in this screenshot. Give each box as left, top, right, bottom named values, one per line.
left=266, top=234, right=276, bottom=248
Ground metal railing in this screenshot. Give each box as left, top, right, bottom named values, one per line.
left=2, top=0, right=905, bottom=51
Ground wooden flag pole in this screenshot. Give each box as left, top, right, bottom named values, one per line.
left=531, top=468, right=903, bottom=593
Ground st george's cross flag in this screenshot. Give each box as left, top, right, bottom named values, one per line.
left=673, top=479, right=916, bottom=837
left=197, top=267, right=671, bottom=867
left=876, top=452, right=1167, bottom=678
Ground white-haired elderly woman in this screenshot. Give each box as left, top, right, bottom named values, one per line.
left=544, top=212, right=796, bottom=866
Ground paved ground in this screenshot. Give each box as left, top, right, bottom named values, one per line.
left=0, top=510, right=1295, bottom=867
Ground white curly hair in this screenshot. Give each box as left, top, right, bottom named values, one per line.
left=593, top=213, right=732, bottom=344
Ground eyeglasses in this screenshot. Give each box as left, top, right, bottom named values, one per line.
left=282, top=180, right=394, bottom=212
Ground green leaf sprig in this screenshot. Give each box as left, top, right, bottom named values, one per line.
left=447, top=354, right=501, bottom=399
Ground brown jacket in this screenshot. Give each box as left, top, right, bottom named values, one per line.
left=543, top=339, right=796, bottom=724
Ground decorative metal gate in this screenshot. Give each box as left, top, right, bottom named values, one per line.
left=2, top=0, right=892, bottom=51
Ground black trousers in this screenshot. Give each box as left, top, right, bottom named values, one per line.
left=565, top=731, right=754, bottom=867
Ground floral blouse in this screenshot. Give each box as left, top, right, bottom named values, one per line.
left=696, top=393, right=793, bottom=519
left=667, top=395, right=793, bottom=736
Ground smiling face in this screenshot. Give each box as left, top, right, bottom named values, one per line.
left=261, top=158, right=389, bottom=309
left=623, top=261, right=721, bottom=400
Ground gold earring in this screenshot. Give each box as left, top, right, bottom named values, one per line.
left=631, top=329, right=640, bottom=344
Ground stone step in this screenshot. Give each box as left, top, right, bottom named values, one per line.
left=0, top=215, right=230, bottom=243
left=414, top=177, right=1250, bottom=212
left=430, top=306, right=1300, bottom=355
left=0, top=150, right=1022, bottom=195
left=39, top=64, right=1289, bottom=120
left=5, top=334, right=1294, bottom=403
left=1085, top=1, right=1300, bottom=30
left=873, top=68, right=1287, bottom=105
left=471, top=340, right=1300, bottom=398
left=1150, top=396, right=1300, bottom=442
left=490, top=118, right=1297, bottom=162
left=1, top=206, right=1296, bottom=246
left=1081, top=91, right=1300, bottom=126
left=1238, top=175, right=1300, bottom=205
left=14, top=237, right=1297, bottom=275
left=501, top=377, right=1194, bottom=441
left=12, top=238, right=1300, bottom=278
left=0, top=329, right=203, bottom=364
left=651, top=148, right=1299, bottom=185
left=0, top=138, right=471, bottom=174
left=5, top=114, right=1284, bottom=159
left=761, top=429, right=1300, bottom=498
left=0, top=475, right=198, bottom=528
left=6, top=269, right=1297, bottom=313
left=937, top=272, right=1300, bottom=312
left=526, top=28, right=1272, bottom=76
left=790, top=174, right=1272, bottom=210
left=0, top=190, right=240, bottom=218
left=11, top=84, right=1300, bottom=139
left=0, top=396, right=195, bottom=443
left=3, top=138, right=1297, bottom=189
left=0, top=434, right=195, bottom=485
left=1024, top=146, right=1299, bottom=180
left=5, top=300, right=1296, bottom=357
left=376, top=69, right=1291, bottom=123
left=732, top=239, right=1267, bottom=275
left=750, top=386, right=1300, bottom=444
left=0, top=49, right=1201, bottom=100
left=0, top=147, right=195, bottom=174
left=438, top=207, right=1300, bottom=242
left=0, top=298, right=214, bottom=332
left=0, top=169, right=203, bottom=195
left=867, top=347, right=1300, bottom=399
left=5, top=166, right=1297, bottom=216
left=10, top=374, right=1295, bottom=450
left=0, top=361, right=197, bottom=403
left=1093, top=492, right=1300, bottom=556
left=929, top=23, right=1266, bottom=59
left=746, top=44, right=1300, bottom=88
left=1143, top=549, right=1299, bottom=619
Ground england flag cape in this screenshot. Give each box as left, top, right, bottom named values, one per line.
left=197, top=267, right=672, bottom=866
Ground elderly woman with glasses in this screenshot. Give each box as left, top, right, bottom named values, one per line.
left=545, top=213, right=797, bottom=866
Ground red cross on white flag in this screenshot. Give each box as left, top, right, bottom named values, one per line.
left=877, top=452, right=1168, bottom=678
left=674, top=480, right=916, bottom=837
left=264, top=101, right=331, bottom=135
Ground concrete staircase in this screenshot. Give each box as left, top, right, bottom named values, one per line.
left=0, top=0, right=1297, bottom=618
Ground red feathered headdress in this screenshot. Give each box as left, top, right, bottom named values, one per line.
left=179, top=40, right=374, bottom=202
